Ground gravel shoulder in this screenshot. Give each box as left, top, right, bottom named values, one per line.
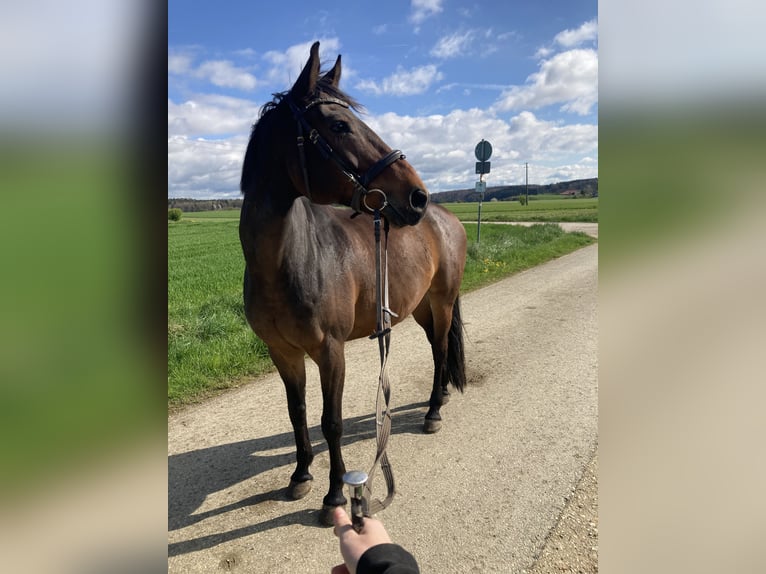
left=528, top=450, right=598, bottom=573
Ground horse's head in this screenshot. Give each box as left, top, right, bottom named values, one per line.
left=281, top=42, right=429, bottom=226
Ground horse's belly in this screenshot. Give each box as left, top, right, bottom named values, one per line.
left=246, top=281, right=358, bottom=350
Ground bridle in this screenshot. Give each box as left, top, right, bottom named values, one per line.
left=285, top=94, right=406, bottom=217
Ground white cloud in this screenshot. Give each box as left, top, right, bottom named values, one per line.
left=492, top=49, right=598, bottom=115
left=507, top=111, right=597, bottom=160
left=194, top=60, right=257, bottom=91
left=431, top=30, right=475, bottom=59
left=170, top=40, right=347, bottom=96
left=168, top=98, right=597, bottom=198
left=262, top=38, right=342, bottom=89
left=356, top=65, right=443, bottom=96
left=367, top=109, right=597, bottom=192
left=410, top=0, right=444, bottom=24
left=168, top=94, right=261, bottom=137
left=168, top=134, right=248, bottom=198
left=168, top=53, right=193, bottom=75
left=554, top=19, right=598, bottom=48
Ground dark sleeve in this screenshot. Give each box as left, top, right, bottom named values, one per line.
left=357, top=543, right=420, bottom=574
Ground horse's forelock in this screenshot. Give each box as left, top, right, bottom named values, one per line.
left=316, top=77, right=363, bottom=113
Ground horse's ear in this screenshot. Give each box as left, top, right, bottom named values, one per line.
left=321, top=55, right=342, bottom=88
left=291, top=41, right=321, bottom=98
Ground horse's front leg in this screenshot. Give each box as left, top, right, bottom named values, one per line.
left=269, top=346, right=315, bottom=500
left=314, top=337, right=348, bottom=526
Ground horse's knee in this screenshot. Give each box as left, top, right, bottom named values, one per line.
left=321, top=414, right=343, bottom=440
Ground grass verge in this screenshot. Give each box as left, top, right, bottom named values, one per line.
left=461, top=223, right=595, bottom=291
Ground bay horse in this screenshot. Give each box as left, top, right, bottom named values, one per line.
left=239, top=42, right=467, bottom=525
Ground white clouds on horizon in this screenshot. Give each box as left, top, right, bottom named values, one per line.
left=168, top=134, right=248, bottom=198
left=367, top=108, right=597, bottom=191
left=168, top=100, right=597, bottom=197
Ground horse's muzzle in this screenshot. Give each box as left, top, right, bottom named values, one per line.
left=410, top=187, right=429, bottom=212
left=393, top=187, right=428, bottom=226
left=381, top=187, right=429, bottom=227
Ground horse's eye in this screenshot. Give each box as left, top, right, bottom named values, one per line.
left=330, top=120, right=350, bottom=134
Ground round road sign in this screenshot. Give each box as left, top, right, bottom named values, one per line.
left=475, top=140, right=493, bottom=161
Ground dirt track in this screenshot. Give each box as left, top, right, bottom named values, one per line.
left=168, top=239, right=598, bottom=573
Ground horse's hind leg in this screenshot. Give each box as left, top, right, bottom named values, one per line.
left=414, top=298, right=450, bottom=434
left=269, top=345, right=314, bottom=500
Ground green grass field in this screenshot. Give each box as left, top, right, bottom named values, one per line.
left=168, top=213, right=595, bottom=407
left=442, top=197, right=598, bottom=222
left=168, top=219, right=272, bottom=405
left=181, top=195, right=598, bottom=224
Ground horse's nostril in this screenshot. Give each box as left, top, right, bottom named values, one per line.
left=410, top=188, right=429, bottom=210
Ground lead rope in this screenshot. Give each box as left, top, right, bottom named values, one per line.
left=364, top=210, right=397, bottom=515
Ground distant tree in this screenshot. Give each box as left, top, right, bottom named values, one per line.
left=168, top=208, right=183, bottom=221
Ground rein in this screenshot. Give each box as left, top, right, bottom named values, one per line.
left=364, top=208, right=397, bottom=516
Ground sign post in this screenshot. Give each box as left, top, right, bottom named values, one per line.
left=474, top=140, right=492, bottom=243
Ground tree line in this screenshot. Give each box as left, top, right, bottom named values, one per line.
left=168, top=177, right=597, bottom=211
left=431, top=178, right=598, bottom=203
left=168, top=198, right=243, bottom=212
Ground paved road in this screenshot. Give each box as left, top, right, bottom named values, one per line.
left=502, top=221, right=598, bottom=238
left=168, top=243, right=598, bottom=573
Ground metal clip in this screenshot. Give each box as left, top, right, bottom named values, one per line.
left=342, top=470, right=369, bottom=533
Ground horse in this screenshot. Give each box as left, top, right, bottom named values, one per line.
left=239, top=42, right=467, bottom=525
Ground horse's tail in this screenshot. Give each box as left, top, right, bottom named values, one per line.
left=447, top=296, right=467, bottom=393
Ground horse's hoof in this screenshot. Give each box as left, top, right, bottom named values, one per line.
left=319, top=504, right=341, bottom=527
left=441, top=390, right=450, bottom=405
left=287, top=479, right=313, bottom=500
left=423, top=419, right=442, bottom=434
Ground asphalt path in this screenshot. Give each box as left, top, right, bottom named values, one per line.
left=168, top=241, right=598, bottom=573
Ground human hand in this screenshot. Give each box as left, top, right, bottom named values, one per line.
left=331, top=506, right=392, bottom=574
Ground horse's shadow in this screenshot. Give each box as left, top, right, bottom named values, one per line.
left=168, top=401, right=428, bottom=556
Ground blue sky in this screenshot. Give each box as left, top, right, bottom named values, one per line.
left=168, top=0, right=598, bottom=199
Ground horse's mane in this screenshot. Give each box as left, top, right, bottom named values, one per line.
left=240, top=74, right=363, bottom=198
